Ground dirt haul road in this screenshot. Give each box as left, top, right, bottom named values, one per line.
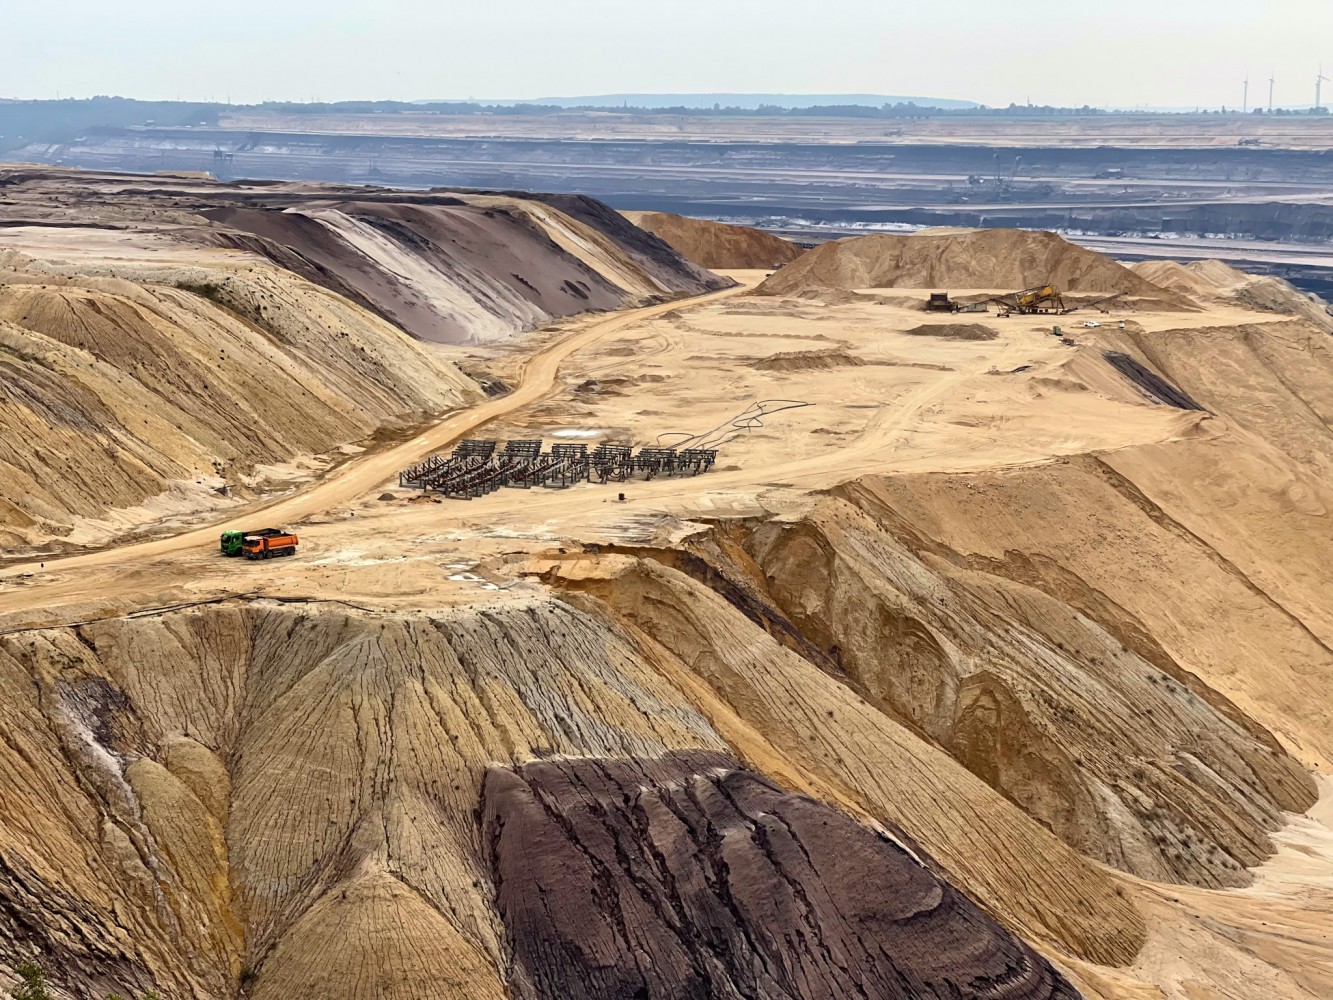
left=0, top=284, right=746, bottom=603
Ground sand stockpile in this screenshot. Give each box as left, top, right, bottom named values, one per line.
left=905, top=322, right=999, bottom=340
left=752, top=347, right=866, bottom=371
left=623, top=211, right=806, bottom=269
left=1133, top=258, right=1333, bottom=332
left=757, top=228, right=1171, bottom=298
left=1132, top=259, right=1249, bottom=297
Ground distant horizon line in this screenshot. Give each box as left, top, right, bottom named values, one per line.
left=5, top=93, right=1333, bottom=114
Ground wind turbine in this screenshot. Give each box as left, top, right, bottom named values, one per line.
left=1243, top=75, right=1249, bottom=114
left=1269, top=74, right=1276, bottom=112
left=1318, top=64, right=1330, bottom=111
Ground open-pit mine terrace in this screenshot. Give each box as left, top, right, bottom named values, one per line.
left=17, top=110, right=1333, bottom=243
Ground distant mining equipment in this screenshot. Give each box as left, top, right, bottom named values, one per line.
left=926, top=292, right=989, bottom=314
left=211, top=148, right=236, bottom=181
left=398, top=439, right=718, bottom=500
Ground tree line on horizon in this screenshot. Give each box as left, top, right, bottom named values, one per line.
left=5, top=95, right=1327, bottom=154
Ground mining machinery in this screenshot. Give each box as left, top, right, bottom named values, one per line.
left=990, top=284, right=1069, bottom=317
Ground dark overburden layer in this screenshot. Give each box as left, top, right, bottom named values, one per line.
left=207, top=201, right=631, bottom=343
left=484, top=751, right=1081, bottom=1000
left=1103, top=351, right=1207, bottom=410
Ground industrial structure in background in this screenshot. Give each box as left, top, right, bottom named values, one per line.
left=399, top=439, right=718, bottom=500
left=990, top=284, right=1069, bottom=317
left=927, top=284, right=1128, bottom=318
left=925, top=292, right=989, bottom=314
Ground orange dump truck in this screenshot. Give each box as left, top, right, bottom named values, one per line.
left=241, top=529, right=299, bottom=560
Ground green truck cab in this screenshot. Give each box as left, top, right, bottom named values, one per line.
left=221, top=528, right=296, bottom=558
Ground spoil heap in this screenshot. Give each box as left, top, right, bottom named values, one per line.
left=0, top=264, right=478, bottom=548
left=1, top=169, right=1332, bottom=1000
left=0, top=600, right=1110, bottom=1000
left=624, top=210, right=806, bottom=269
left=0, top=169, right=730, bottom=347
left=1134, top=258, right=1333, bottom=331
left=756, top=228, right=1170, bottom=298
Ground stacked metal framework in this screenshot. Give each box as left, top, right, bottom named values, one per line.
left=679, top=448, right=719, bottom=475
left=590, top=443, right=634, bottom=483
left=398, top=439, right=717, bottom=499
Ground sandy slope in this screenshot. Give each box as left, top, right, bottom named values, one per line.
left=622, top=210, right=806, bottom=269
left=758, top=228, right=1175, bottom=300
left=1133, top=257, right=1333, bottom=333
left=0, top=256, right=480, bottom=549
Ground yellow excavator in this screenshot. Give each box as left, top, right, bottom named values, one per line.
left=990, top=284, right=1069, bottom=317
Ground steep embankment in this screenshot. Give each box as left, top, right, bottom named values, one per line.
left=757, top=228, right=1172, bottom=299
left=0, top=599, right=1091, bottom=1000
left=623, top=210, right=806, bottom=269
left=0, top=262, right=479, bottom=548
left=205, top=196, right=730, bottom=345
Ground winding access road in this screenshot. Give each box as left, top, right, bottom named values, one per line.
left=0, top=284, right=747, bottom=600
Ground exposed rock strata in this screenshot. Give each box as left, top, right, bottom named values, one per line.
left=485, top=751, right=1080, bottom=1000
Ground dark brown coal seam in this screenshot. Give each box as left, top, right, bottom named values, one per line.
left=717, top=776, right=869, bottom=995
left=602, top=773, right=715, bottom=986
left=1102, top=351, right=1206, bottom=411
left=626, top=785, right=707, bottom=947
left=516, top=761, right=650, bottom=977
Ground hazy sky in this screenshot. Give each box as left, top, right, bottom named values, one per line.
left=8, top=0, right=1333, bottom=109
